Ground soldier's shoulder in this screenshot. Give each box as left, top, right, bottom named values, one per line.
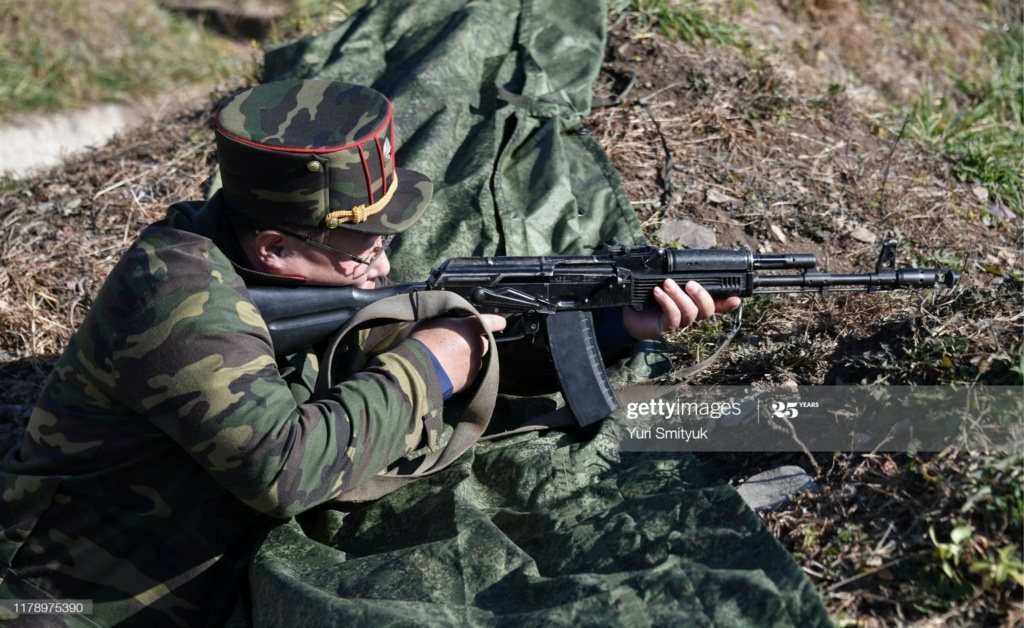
left=104, top=211, right=242, bottom=311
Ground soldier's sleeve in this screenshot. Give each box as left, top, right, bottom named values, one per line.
left=105, top=237, right=443, bottom=517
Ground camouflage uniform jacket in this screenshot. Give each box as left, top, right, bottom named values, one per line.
left=0, top=195, right=444, bottom=626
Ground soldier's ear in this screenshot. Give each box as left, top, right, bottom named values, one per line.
left=252, top=230, right=291, bottom=272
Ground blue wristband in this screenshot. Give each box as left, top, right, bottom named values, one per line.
left=411, top=339, right=454, bottom=400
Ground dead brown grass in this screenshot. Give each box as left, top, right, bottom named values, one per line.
left=590, top=3, right=1022, bottom=623
left=590, top=10, right=1021, bottom=388
left=760, top=450, right=1024, bottom=627
left=0, top=98, right=222, bottom=448
left=764, top=0, right=994, bottom=106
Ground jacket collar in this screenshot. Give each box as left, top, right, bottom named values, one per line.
left=175, top=190, right=310, bottom=287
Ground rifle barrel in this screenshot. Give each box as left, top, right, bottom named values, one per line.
left=752, top=268, right=958, bottom=294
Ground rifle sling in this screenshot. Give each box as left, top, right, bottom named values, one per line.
left=315, top=290, right=499, bottom=502
left=672, top=302, right=743, bottom=382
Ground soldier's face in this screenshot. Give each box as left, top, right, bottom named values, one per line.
left=295, top=229, right=392, bottom=289
left=253, top=228, right=392, bottom=289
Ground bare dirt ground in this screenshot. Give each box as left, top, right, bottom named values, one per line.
left=0, top=1, right=1021, bottom=625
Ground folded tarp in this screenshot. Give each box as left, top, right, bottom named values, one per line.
left=263, top=0, right=645, bottom=276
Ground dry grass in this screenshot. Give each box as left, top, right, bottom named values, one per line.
left=591, top=7, right=1021, bottom=388
left=0, top=98, right=223, bottom=448
left=591, top=2, right=1022, bottom=623
left=761, top=450, right=1023, bottom=626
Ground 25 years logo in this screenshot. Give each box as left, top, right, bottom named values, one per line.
left=770, top=401, right=799, bottom=419
left=768, top=399, right=820, bottom=419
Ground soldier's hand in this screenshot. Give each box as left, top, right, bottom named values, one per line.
left=622, top=279, right=741, bottom=340
left=410, top=314, right=506, bottom=393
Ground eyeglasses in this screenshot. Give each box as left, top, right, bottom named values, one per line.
left=269, top=227, right=394, bottom=268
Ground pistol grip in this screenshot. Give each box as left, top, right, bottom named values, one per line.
left=546, top=311, right=621, bottom=426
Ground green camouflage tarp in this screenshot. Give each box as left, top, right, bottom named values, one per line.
left=248, top=0, right=833, bottom=625
left=263, top=0, right=645, bottom=275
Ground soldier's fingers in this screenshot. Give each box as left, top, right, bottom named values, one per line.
left=684, top=281, right=716, bottom=320
left=655, top=280, right=689, bottom=331
left=476, top=315, right=506, bottom=356
left=715, top=296, right=742, bottom=313
left=478, top=314, right=507, bottom=334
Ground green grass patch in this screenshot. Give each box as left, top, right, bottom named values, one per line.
left=609, top=0, right=745, bottom=47
left=926, top=452, right=1024, bottom=600
left=270, top=0, right=366, bottom=43
left=0, top=0, right=252, bottom=119
left=0, top=176, right=22, bottom=194
left=903, top=27, right=1024, bottom=215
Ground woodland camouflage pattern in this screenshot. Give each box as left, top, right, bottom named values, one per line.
left=0, top=198, right=443, bottom=626
left=215, top=79, right=432, bottom=235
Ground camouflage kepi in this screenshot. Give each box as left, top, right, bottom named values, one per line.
left=215, top=79, right=433, bottom=234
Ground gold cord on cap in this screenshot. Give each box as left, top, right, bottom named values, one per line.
left=324, top=172, right=399, bottom=228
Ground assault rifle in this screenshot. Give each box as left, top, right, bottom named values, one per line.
left=249, top=239, right=958, bottom=426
